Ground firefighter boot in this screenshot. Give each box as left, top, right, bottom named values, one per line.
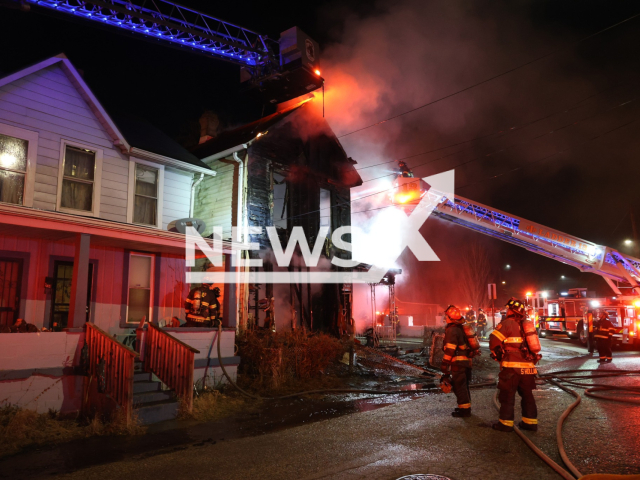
left=492, top=421, right=514, bottom=432
left=451, top=408, right=471, bottom=417
left=518, top=420, right=538, bottom=432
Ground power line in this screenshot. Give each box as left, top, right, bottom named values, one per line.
left=336, top=12, right=640, bottom=139
left=351, top=81, right=630, bottom=173
left=342, top=117, right=638, bottom=219
left=291, top=105, right=640, bottom=223
left=356, top=93, right=640, bottom=186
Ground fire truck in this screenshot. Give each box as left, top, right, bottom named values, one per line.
left=533, top=289, right=640, bottom=346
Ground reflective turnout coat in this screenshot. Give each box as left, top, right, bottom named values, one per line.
left=594, top=318, right=615, bottom=340
left=442, top=323, right=472, bottom=371
left=489, top=317, right=537, bottom=374
left=185, top=286, right=221, bottom=326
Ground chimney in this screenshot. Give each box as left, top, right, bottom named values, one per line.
left=198, top=111, right=221, bottom=144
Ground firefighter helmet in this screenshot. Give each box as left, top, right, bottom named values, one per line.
left=506, top=298, right=526, bottom=317
left=598, top=310, right=609, bottom=320
left=445, top=305, right=463, bottom=323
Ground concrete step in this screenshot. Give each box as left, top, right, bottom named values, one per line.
left=134, top=372, right=151, bottom=382
left=134, top=399, right=179, bottom=425
left=133, top=380, right=161, bottom=394
left=133, top=390, right=174, bottom=406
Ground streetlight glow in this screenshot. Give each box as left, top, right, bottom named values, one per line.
left=624, top=239, right=633, bottom=246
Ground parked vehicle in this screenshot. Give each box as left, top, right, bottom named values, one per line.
left=534, top=289, right=640, bottom=346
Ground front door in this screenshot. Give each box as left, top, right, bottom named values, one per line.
left=50, top=261, right=93, bottom=331
left=0, top=258, right=22, bottom=328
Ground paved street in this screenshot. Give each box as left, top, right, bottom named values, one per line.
left=1, top=339, right=634, bottom=480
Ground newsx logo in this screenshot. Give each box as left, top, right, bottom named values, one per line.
left=186, top=170, right=455, bottom=284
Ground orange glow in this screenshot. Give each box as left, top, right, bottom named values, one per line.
left=526, top=291, right=532, bottom=297
left=394, top=190, right=421, bottom=204
left=314, top=69, right=321, bottom=76
left=634, top=300, right=640, bottom=308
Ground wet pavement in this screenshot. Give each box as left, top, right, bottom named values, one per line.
left=1, top=338, right=638, bottom=479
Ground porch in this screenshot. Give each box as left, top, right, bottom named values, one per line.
left=0, top=204, right=241, bottom=423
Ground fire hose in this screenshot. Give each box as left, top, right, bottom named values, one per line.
left=215, top=325, right=494, bottom=400
left=492, top=368, right=640, bottom=480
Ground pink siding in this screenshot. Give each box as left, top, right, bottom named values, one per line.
left=0, top=234, right=189, bottom=330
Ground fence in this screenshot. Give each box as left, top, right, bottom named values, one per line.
left=83, top=323, right=138, bottom=424
left=144, top=323, right=199, bottom=412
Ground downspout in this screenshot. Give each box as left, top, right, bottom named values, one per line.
left=232, top=151, right=245, bottom=243
left=190, top=173, right=204, bottom=217
left=232, top=149, right=248, bottom=331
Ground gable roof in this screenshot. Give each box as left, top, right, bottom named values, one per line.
left=191, top=103, right=304, bottom=160
left=113, top=115, right=210, bottom=171
left=0, top=53, right=131, bottom=152
left=0, top=54, right=212, bottom=174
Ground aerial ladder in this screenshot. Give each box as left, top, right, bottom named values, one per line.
left=5, top=0, right=324, bottom=104
left=392, top=172, right=640, bottom=344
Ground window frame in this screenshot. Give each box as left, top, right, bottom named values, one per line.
left=125, top=252, right=155, bottom=325
left=56, top=139, right=103, bottom=217
left=0, top=123, right=38, bottom=207
left=127, top=158, right=164, bottom=229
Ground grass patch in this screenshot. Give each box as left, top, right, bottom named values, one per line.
left=181, top=390, right=260, bottom=423
left=0, top=406, right=144, bottom=458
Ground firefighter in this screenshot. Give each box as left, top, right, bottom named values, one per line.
left=441, top=305, right=480, bottom=417
left=490, top=298, right=542, bottom=432
left=477, top=308, right=488, bottom=339
left=184, top=282, right=221, bottom=327
left=594, top=311, right=614, bottom=363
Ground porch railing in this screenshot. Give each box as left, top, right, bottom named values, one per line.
left=84, top=323, right=138, bottom=424
left=144, top=323, right=200, bottom=412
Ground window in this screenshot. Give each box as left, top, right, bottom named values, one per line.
left=319, top=188, right=331, bottom=228
left=61, top=146, right=95, bottom=211
left=0, top=134, right=27, bottom=205
left=133, top=163, right=159, bottom=225
left=57, top=140, right=102, bottom=216
left=127, top=159, right=164, bottom=228
left=0, top=124, right=37, bottom=207
left=127, top=253, right=154, bottom=324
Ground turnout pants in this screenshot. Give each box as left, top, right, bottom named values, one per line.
left=596, top=337, right=612, bottom=361
left=451, top=366, right=472, bottom=409
left=477, top=326, right=486, bottom=338
left=587, top=333, right=594, bottom=354
left=497, top=368, right=537, bottom=428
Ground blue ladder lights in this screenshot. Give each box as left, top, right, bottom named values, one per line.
left=26, top=0, right=272, bottom=68
left=432, top=193, right=640, bottom=285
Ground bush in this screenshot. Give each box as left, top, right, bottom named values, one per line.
left=237, top=330, right=347, bottom=391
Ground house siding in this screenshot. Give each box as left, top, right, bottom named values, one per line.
left=0, top=233, right=189, bottom=334
left=194, top=158, right=236, bottom=238
left=162, top=168, right=192, bottom=230
left=0, top=64, right=129, bottom=216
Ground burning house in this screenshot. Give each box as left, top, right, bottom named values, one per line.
left=191, top=100, right=363, bottom=333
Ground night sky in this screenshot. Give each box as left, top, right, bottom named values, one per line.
left=1, top=0, right=640, bottom=306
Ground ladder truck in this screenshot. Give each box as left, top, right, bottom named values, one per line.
left=392, top=173, right=640, bottom=346
left=6, top=0, right=324, bottom=104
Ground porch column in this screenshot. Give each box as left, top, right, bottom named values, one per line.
left=68, top=233, right=91, bottom=329
left=223, top=253, right=237, bottom=329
